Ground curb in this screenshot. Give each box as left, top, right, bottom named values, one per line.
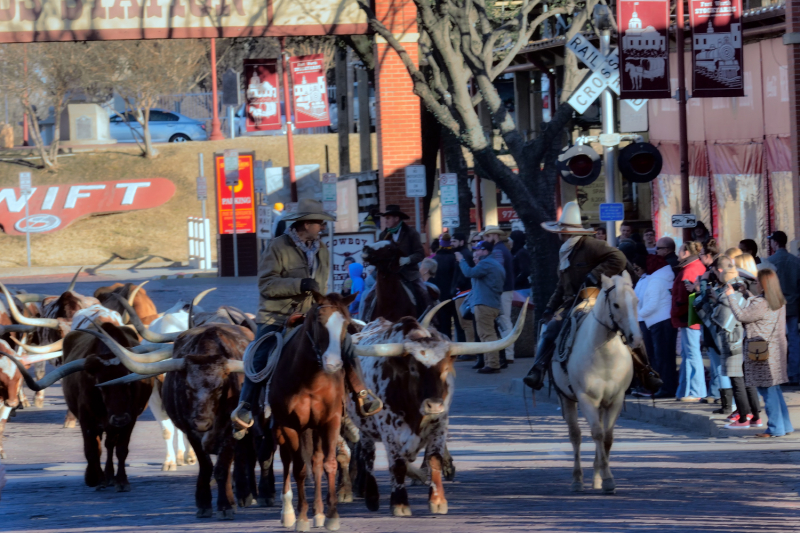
left=157, top=272, right=218, bottom=280
left=499, top=378, right=724, bottom=437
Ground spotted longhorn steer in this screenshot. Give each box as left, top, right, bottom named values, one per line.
left=348, top=306, right=527, bottom=516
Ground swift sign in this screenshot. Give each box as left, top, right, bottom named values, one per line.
left=0, top=178, right=175, bottom=235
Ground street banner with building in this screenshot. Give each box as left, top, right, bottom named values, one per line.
left=617, top=0, right=671, bottom=99
left=214, top=152, right=256, bottom=234
left=243, top=59, right=281, bottom=132
left=290, top=54, right=331, bottom=128
left=689, top=0, right=744, bottom=97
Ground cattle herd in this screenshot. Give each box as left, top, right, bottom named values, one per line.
left=0, top=252, right=527, bottom=531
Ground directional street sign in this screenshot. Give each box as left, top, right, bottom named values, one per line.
left=223, top=149, right=239, bottom=187
left=439, top=173, right=459, bottom=227
left=405, top=165, right=427, bottom=197
left=567, top=47, right=620, bottom=114
left=322, top=173, right=337, bottom=212
left=19, top=172, right=31, bottom=195
left=672, top=214, right=698, bottom=228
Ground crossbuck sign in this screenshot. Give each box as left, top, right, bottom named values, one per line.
left=566, top=34, right=621, bottom=114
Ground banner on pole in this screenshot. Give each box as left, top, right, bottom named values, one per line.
left=689, top=0, right=744, bottom=97
left=290, top=54, right=331, bottom=129
left=243, top=59, right=281, bottom=132
left=617, top=0, right=671, bottom=100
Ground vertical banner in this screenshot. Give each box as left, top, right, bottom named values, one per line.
left=617, top=0, right=671, bottom=99
left=689, top=0, right=744, bottom=97
left=289, top=54, right=331, bottom=128
left=215, top=152, right=256, bottom=234
left=243, top=59, right=281, bottom=132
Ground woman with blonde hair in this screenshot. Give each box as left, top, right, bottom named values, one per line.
left=724, top=268, right=793, bottom=437
left=725, top=247, right=743, bottom=260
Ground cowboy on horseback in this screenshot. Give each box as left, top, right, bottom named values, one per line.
left=231, top=199, right=382, bottom=437
left=378, top=204, right=430, bottom=316
left=523, top=202, right=662, bottom=392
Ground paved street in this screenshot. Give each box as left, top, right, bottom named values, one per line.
left=2, top=275, right=800, bottom=531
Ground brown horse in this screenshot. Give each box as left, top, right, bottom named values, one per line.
left=271, top=291, right=356, bottom=532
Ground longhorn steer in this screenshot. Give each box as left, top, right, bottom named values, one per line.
left=349, top=304, right=527, bottom=516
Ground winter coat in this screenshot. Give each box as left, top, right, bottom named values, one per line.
left=639, top=265, right=675, bottom=328
left=257, top=233, right=329, bottom=326
left=450, top=245, right=474, bottom=294
left=694, top=279, right=746, bottom=377
left=348, top=262, right=365, bottom=316
left=432, top=247, right=458, bottom=300
left=634, top=273, right=650, bottom=318
left=379, top=222, right=425, bottom=282
left=510, top=230, right=531, bottom=290
left=727, top=294, right=788, bottom=388
left=490, top=241, right=515, bottom=292
left=460, top=256, right=505, bottom=310
left=767, top=249, right=800, bottom=317
left=671, top=256, right=705, bottom=329
left=547, top=236, right=627, bottom=311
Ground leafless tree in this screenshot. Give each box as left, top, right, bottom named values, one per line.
left=357, top=0, right=601, bottom=318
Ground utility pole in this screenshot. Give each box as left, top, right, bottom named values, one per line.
left=599, top=29, right=617, bottom=247
left=676, top=0, right=692, bottom=242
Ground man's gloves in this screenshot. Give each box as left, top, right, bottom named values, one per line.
left=585, top=272, right=599, bottom=286
left=301, top=278, right=321, bottom=293
left=398, top=257, right=411, bottom=266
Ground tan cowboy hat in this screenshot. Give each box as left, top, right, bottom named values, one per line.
left=482, top=225, right=507, bottom=237
left=281, top=198, right=336, bottom=222
left=541, top=201, right=595, bottom=234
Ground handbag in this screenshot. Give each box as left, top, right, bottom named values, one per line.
left=747, top=314, right=779, bottom=362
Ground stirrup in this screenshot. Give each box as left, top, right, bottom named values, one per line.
left=357, top=389, right=383, bottom=417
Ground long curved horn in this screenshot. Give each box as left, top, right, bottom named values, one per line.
left=0, top=283, right=61, bottom=329
left=96, top=373, right=152, bottom=387
left=77, top=328, right=185, bottom=375
left=1, top=354, right=85, bottom=391
left=0, top=324, right=39, bottom=335
left=450, top=298, right=530, bottom=356
left=66, top=266, right=83, bottom=292
left=226, top=359, right=244, bottom=373
left=188, top=288, right=216, bottom=329
left=131, top=343, right=174, bottom=354
left=15, top=293, right=50, bottom=304
left=122, top=281, right=149, bottom=324
left=111, top=294, right=180, bottom=343
left=419, top=299, right=452, bottom=330
left=18, top=351, right=64, bottom=366
left=11, top=337, right=63, bottom=354
left=353, top=343, right=406, bottom=357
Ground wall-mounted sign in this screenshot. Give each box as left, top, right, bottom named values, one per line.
left=689, top=0, right=744, bottom=98
left=214, top=152, right=256, bottom=235
left=290, top=54, right=331, bottom=129
left=0, top=178, right=175, bottom=235
left=244, top=59, right=281, bottom=133
left=330, top=233, right=376, bottom=293
left=617, top=0, right=671, bottom=100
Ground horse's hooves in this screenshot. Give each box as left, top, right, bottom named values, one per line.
left=162, top=461, right=177, bottom=472
left=196, top=508, right=213, bottom=518
left=295, top=519, right=310, bottom=532
left=337, top=490, right=353, bottom=503
left=391, top=505, right=412, bottom=517
left=176, top=452, right=186, bottom=466
left=281, top=511, right=296, bottom=528
left=63, top=419, right=76, bottom=428
left=257, top=497, right=275, bottom=507
left=34, top=398, right=44, bottom=409
left=217, top=509, right=235, bottom=520
left=314, top=514, right=325, bottom=528
left=429, top=500, right=448, bottom=514
left=570, top=482, right=585, bottom=492
left=325, top=516, right=341, bottom=531
left=593, top=479, right=603, bottom=490
left=186, top=451, right=197, bottom=465
left=0, top=450, right=6, bottom=460
left=115, top=482, right=131, bottom=493
left=365, top=476, right=379, bottom=511
left=602, top=479, right=616, bottom=494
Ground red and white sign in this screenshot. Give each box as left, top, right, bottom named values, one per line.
left=244, top=59, right=281, bottom=132
left=690, top=0, right=744, bottom=98
left=0, top=179, right=175, bottom=235
left=290, top=54, right=331, bottom=129
left=617, top=0, right=671, bottom=100
left=215, top=152, right=256, bottom=234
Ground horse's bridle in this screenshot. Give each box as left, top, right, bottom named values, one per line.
left=591, top=285, right=631, bottom=346
left=305, top=304, right=343, bottom=368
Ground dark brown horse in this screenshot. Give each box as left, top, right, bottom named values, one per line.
left=271, top=291, right=356, bottom=532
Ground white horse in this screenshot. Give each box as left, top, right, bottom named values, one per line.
left=551, top=272, right=640, bottom=495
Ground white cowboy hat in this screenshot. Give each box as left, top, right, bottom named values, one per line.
left=540, top=202, right=595, bottom=234
left=482, top=225, right=507, bottom=237
left=281, top=198, right=336, bottom=222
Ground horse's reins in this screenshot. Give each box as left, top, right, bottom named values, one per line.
left=590, top=284, right=630, bottom=346
left=305, top=303, right=339, bottom=368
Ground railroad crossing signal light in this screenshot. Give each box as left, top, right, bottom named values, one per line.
left=618, top=142, right=663, bottom=183
left=557, top=144, right=602, bottom=186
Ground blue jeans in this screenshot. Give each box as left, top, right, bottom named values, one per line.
left=706, top=347, right=732, bottom=396
left=677, top=328, right=707, bottom=399
left=757, top=385, right=794, bottom=436
left=787, top=315, right=800, bottom=381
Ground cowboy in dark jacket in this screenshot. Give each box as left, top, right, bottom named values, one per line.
left=378, top=204, right=429, bottom=314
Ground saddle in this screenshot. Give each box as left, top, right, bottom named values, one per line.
left=554, top=287, right=600, bottom=366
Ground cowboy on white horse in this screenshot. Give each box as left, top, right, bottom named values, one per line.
left=523, top=202, right=662, bottom=392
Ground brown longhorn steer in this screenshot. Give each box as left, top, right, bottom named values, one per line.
left=85, top=323, right=256, bottom=520
left=349, top=303, right=528, bottom=516
left=95, top=282, right=158, bottom=325
left=270, top=292, right=356, bottom=532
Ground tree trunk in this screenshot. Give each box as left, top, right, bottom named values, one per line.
left=24, top=105, right=54, bottom=171
left=143, top=123, right=158, bottom=159
left=48, top=100, right=64, bottom=164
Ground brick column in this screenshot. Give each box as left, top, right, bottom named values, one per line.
left=787, top=0, right=800, bottom=238
left=373, top=0, right=422, bottom=227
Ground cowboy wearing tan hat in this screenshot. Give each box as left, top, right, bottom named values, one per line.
left=232, top=199, right=381, bottom=437
left=523, top=202, right=662, bottom=393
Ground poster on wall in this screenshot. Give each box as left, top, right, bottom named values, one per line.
left=689, top=0, right=744, bottom=97
left=290, top=54, right=331, bottom=128
left=243, top=59, right=281, bottom=132
left=330, top=233, right=376, bottom=293
left=617, top=0, right=671, bottom=99
left=215, top=152, right=256, bottom=234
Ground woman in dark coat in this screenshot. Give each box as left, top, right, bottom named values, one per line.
left=509, top=230, right=531, bottom=290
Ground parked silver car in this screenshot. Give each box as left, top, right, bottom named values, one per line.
left=109, top=109, right=208, bottom=143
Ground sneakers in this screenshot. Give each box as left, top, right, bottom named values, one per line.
left=724, top=419, right=751, bottom=429
left=749, top=418, right=764, bottom=428
left=727, top=411, right=753, bottom=422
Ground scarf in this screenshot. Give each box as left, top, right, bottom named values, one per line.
left=385, top=222, right=402, bottom=235
left=559, top=236, right=582, bottom=271
left=288, top=227, right=321, bottom=278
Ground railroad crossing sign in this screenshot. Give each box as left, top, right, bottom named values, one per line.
left=566, top=34, right=621, bottom=114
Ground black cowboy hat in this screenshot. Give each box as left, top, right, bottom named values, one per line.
left=380, top=204, right=410, bottom=220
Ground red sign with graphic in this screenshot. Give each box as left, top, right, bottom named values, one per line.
left=244, top=59, right=281, bottom=132
left=689, top=0, right=744, bottom=97
left=215, top=152, right=256, bottom=234
left=290, top=54, right=331, bottom=129
left=0, top=178, right=175, bottom=235
left=617, top=0, right=671, bottom=99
